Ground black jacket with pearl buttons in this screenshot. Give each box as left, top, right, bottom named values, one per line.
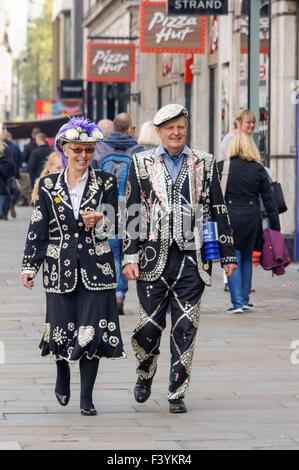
left=21, top=167, right=118, bottom=293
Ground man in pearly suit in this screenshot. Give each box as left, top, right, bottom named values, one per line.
left=123, top=104, right=237, bottom=413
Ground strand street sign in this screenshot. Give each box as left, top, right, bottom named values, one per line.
left=168, top=0, right=228, bottom=15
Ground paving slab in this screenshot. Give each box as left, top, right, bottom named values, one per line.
left=1, top=207, right=299, bottom=450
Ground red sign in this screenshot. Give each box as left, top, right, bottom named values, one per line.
left=140, top=1, right=205, bottom=54
left=35, top=100, right=54, bottom=119
left=87, top=43, right=136, bottom=82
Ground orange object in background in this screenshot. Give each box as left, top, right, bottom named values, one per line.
left=252, top=251, right=261, bottom=266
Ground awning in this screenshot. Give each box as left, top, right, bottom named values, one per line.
left=3, top=115, right=73, bottom=140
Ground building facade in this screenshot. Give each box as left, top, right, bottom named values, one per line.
left=52, top=0, right=298, bottom=258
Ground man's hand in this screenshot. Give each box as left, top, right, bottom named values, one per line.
left=223, top=264, right=238, bottom=277
left=22, top=274, right=35, bottom=290
left=123, top=263, right=139, bottom=280
left=80, top=210, right=103, bottom=229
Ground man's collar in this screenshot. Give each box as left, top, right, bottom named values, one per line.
left=156, top=143, right=190, bottom=158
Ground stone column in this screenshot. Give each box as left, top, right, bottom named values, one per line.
left=190, top=53, right=209, bottom=152
left=270, top=0, right=297, bottom=256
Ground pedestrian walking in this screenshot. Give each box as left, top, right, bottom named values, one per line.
left=2, top=131, right=22, bottom=219
left=122, top=104, right=237, bottom=413
left=22, top=127, right=41, bottom=190
left=218, top=109, right=256, bottom=162
left=31, top=151, right=64, bottom=204
left=27, top=132, right=52, bottom=184
left=218, top=132, right=280, bottom=314
left=0, top=140, right=15, bottom=220
left=21, top=117, right=125, bottom=416
left=219, top=109, right=256, bottom=291
left=91, top=113, right=144, bottom=316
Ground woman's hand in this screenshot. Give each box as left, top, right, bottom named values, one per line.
left=22, top=274, right=35, bottom=290
left=223, top=264, right=238, bottom=277
left=80, top=210, right=103, bottom=228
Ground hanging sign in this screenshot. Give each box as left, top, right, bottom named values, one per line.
left=140, top=1, right=206, bottom=53
left=168, top=0, right=228, bottom=15
left=87, top=43, right=136, bottom=82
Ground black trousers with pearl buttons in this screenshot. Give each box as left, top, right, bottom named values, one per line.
left=132, top=243, right=205, bottom=401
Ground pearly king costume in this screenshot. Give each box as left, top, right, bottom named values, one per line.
left=123, top=105, right=237, bottom=403
left=21, top=118, right=125, bottom=364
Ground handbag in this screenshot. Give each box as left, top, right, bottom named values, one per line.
left=270, top=180, right=287, bottom=214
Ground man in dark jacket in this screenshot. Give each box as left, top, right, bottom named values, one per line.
left=91, top=113, right=144, bottom=315
left=123, top=104, right=237, bottom=413
left=27, top=132, right=52, bottom=184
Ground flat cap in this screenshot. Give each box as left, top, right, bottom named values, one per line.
left=153, top=104, right=188, bottom=127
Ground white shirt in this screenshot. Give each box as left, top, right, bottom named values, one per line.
left=64, top=168, right=88, bottom=220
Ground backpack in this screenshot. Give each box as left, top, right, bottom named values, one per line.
left=96, top=142, right=143, bottom=196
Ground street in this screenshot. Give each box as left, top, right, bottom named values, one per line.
left=0, top=206, right=299, bottom=450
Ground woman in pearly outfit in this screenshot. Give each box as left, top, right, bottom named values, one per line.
left=21, top=117, right=125, bottom=416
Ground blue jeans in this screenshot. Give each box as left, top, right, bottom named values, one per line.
left=109, top=235, right=128, bottom=299
left=0, top=195, right=5, bottom=214
left=227, top=249, right=253, bottom=309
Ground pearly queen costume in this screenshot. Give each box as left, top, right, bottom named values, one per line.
left=21, top=119, right=125, bottom=363
left=123, top=106, right=237, bottom=401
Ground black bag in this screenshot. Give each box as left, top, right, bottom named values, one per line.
left=270, top=181, right=288, bottom=214
left=260, top=175, right=287, bottom=217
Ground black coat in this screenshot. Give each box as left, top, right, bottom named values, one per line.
left=218, top=156, right=280, bottom=251
left=27, top=144, right=52, bottom=181
left=23, top=139, right=37, bottom=164
left=0, top=144, right=16, bottom=196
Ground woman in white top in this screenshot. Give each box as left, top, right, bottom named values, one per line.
left=219, top=109, right=256, bottom=162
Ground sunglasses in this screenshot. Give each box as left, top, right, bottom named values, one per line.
left=69, top=147, right=94, bottom=154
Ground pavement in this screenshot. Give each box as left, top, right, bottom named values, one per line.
left=0, top=206, right=299, bottom=451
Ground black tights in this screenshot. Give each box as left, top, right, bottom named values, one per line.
left=79, top=355, right=99, bottom=409
left=55, top=356, right=99, bottom=409
left=55, top=360, right=70, bottom=395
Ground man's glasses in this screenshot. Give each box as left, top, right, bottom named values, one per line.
left=69, top=147, right=94, bottom=154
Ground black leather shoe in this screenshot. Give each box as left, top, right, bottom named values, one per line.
left=55, top=391, right=70, bottom=407
left=169, top=398, right=187, bottom=413
left=81, top=405, right=97, bottom=416
left=134, top=377, right=152, bottom=403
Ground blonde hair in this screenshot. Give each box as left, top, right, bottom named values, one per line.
left=138, top=121, right=161, bottom=146
left=227, top=133, right=260, bottom=163
left=233, top=109, right=256, bottom=129
left=31, top=152, right=63, bottom=203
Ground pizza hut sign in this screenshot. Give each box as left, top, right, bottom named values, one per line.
left=87, top=43, right=136, bottom=82
left=140, top=1, right=206, bottom=53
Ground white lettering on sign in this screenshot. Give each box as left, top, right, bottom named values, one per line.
left=92, top=49, right=130, bottom=75
left=174, top=0, right=223, bottom=9
left=148, top=12, right=197, bottom=43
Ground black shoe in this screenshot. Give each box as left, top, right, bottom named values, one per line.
left=55, top=391, right=70, bottom=406
left=169, top=398, right=187, bottom=413
left=134, top=377, right=152, bottom=403
left=81, top=405, right=97, bottom=416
